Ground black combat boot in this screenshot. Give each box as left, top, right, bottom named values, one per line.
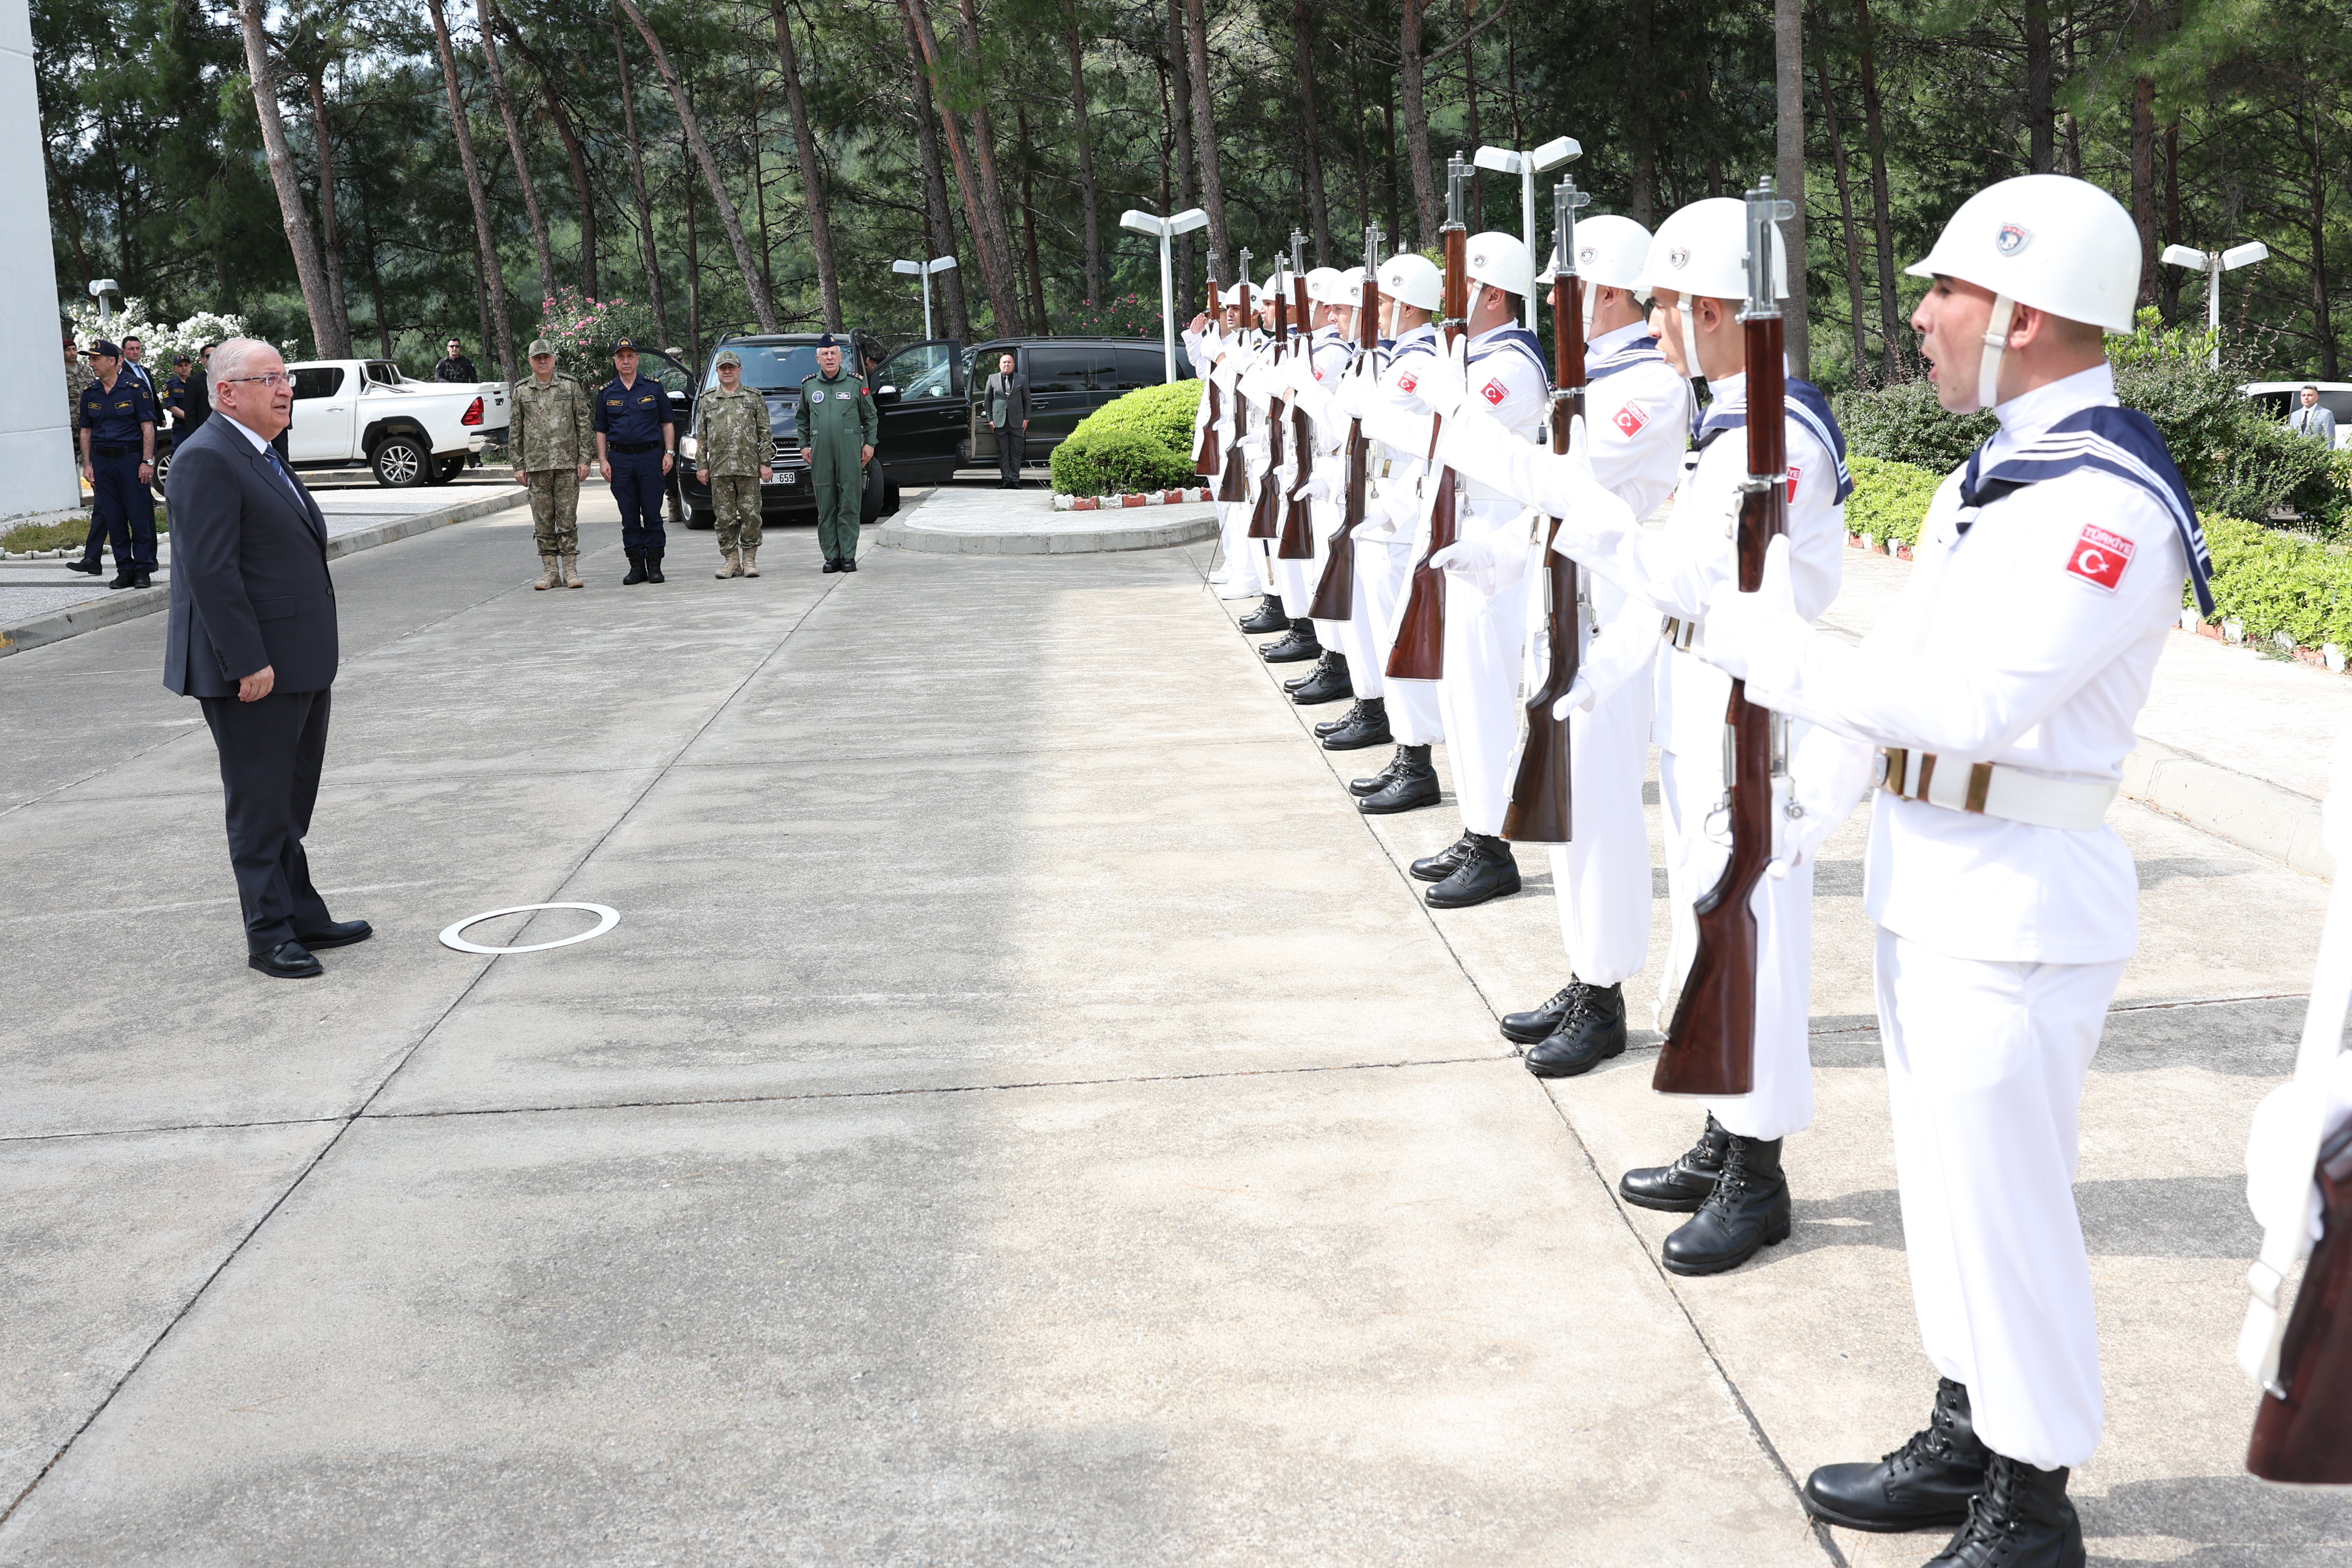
left=1501, top=982, right=1580, bottom=1045
left=1348, top=744, right=1408, bottom=795
left=644, top=550, right=666, bottom=583
left=1410, top=831, right=1474, bottom=883
left=1238, top=595, right=1290, bottom=634
left=1804, top=1378, right=1991, bottom=1534
left=1924, top=1455, right=2085, bottom=1568
left=1284, top=655, right=1330, bottom=693
left=1289, top=653, right=1352, bottom=704
left=1316, top=699, right=1372, bottom=738
left=1660, top=1133, right=1789, bottom=1275
left=1425, top=833, right=1521, bottom=908
left=1620, top=1115, right=1731, bottom=1211
left=1258, top=622, right=1321, bottom=663
left=622, top=552, right=648, bottom=585
left=1524, top=982, right=1628, bottom=1078
left=1319, top=699, right=1392, bottom=751
left=1357, top=745, right=1441, bottom=814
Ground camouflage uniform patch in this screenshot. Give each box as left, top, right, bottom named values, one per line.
left=65, top=358, right=96, bottom=429
left=710, top=475, right=762, bottom=552
left=694, top=386, right=769, bottom=554
left=528, top=469, right=581, bottom=554
left=510, top=373, right=595, bottom=471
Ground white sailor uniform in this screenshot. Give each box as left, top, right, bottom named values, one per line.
left=1346, top=326, right=1444, bottom=746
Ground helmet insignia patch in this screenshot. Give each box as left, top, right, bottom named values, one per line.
left=1996, top=223, right=2031, bottom=256
left=1579, top=246, right=1597, bottom=266
left=1668, top=247, right=1690, bottom=269
left=1470, top=250, right=1488, bottom=269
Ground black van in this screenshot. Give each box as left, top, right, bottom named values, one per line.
left=865, top=336, right=1192, bottom=485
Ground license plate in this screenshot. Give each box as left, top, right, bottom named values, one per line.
left=776, top=472, right=795, bottom=485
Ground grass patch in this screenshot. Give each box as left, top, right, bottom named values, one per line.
left=2, top=508, right=167, bottom=553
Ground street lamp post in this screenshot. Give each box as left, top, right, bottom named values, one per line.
left=890, top=255, right=959, bottom=338
left=1119, top=206, right=1210, bottom=383
left=88, top=277, right=119, bottom=330
left=1472, top=137, right=1581, bottom=328
left=2159, top=240, right=2270, bottom=368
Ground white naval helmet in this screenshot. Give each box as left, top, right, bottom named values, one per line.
left=1304, top=266, right=1346, bottom=307
left=1542, top=213, right=1653, bottom=331
left=1463, top=230, right=1536, bottom=307
left=1906, top=174, right=2141, bottom=410
left=1637, top=197, right=1788, bottom=377
left=1377, top=252, right=1443, bottom=336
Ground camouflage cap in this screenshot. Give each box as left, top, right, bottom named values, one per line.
left=713, top=348, right=743, bottom=369
left=527, top=339, right=557, bottom=358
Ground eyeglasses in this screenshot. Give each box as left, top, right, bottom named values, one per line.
left=219, top=372, right=293, bottom=388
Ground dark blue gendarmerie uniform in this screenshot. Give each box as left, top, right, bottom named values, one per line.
left=79, top=371, right=160, bottom=574
left=595, top=351, right=675, bottom=559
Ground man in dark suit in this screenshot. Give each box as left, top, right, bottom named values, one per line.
left=164, top=339, right=370, bottom=979
left=984, top=351, right=1030, bottom=488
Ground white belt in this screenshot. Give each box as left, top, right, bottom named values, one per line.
left=1876, top=748, right=2116, bottom=831
left=1661, top=615, right=1701, bottom=653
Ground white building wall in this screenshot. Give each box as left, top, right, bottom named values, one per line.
left=2, top=0, right=81, bottom=521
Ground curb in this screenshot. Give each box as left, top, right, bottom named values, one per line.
left=878, top=485, right=1218, bottom=556
left=1055, top=487, right=1214, bottom=512
left=2122, top=739, right=2332, bottom=879
left=0, top=486, right=526, bottom=659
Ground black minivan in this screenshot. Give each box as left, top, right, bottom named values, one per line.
left=864, top=336, right=1191, bottom=485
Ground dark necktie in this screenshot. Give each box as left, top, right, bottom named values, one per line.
left=264, top=444, right=309, bottom=510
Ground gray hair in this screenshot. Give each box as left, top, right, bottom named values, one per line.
left=209, top=338, right=282, bottom=387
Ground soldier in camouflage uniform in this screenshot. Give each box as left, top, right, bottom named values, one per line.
left=693, top=348, right=774, bottom=578
left=510, top=338, right=595, bottom=590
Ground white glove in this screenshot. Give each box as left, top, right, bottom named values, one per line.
left=1431, top=535, right=1530, bottom=602
left=1400, top=329, right=1471, bottom=421
left=1770, top=724, right=1873, bottom=880
left=1548, top=675, right=1597, bottom=720
left=1292, top=470, right=1336, bottom=505
left=1698, top=535, right=1810, bottom=685
left=1354, top=480, right=1403, bottom=543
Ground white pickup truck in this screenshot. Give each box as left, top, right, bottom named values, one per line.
left=284, top=359, right=511, bottom=486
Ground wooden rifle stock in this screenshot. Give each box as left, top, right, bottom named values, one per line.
left=1655, top=253, right=1788, bottom=1100
left=2247, top=1122, right=2352, bottom=1483
left=1503, top=261, right=1587, bottom=846
left=1216, top=274, right=1252, bottom=504
left=1248, top=273, right=1290, bottom=540
left=1387, top=158, right=1471, bottom=682
left=1196, top=377, right=1223, bottom=478
left=1278, top=270, right=1317, bottom=560
left=1310, top=238, right=1383, bottom=622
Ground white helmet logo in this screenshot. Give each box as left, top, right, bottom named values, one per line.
left=1668, top=247, right=1690, bottom=269
left=1997, top=223, right=2031, bottom=256
left=1471, top=250, right=1488, bottom=269
left=1578, top=246, right=1597, bottom=265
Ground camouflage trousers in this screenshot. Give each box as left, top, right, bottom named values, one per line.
left=526, top=468, right=580, bottom=554
left=711, top=473, right=764, bottom=553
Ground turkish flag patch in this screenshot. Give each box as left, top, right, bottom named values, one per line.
left=1612, top=401, right=1650, bottom=437
left=1786, top=465, right=1802, bottom=497
left=1480, top=378, right=1508, bottom=406
left=1397, top=371, right=1419, bottom=393
left=2066, top=524, right=2135, bottom=592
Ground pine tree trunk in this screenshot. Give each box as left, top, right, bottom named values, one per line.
left=2305, top=102, right=2339, bottom=379
left=1167, top=0, right=1197, bottom=303
left=901, top=0, right=1021, bottom=333
left=897, top=0, right=968, bottom=339
left=1629, top=0, right=1655, bottom=224
left=2024, top=0, right=2054, bottom=173
left=614, top=0, right=779, bottom=331
left=1181, top=0, right=1228, bottom=268
left=2130, top=73, right=2158, bottom=309
left=423, top=0, right=512, bottom=377
left=610, top=18, right=672, bottom=350
left=1853, top=0, right=1900, bottom=381
left=1813, top=9, right=1871, bottom=382
left=1775, top=0, right=1810, bottom=375
left=1017, top=103, right=1048, bottom=328
left=682, top=131, right=701, bottom=366
left=2160, top=122, right=2182, bottom=320
left=1065, top=11, right=1100, bottom=304
left=359, top=195, right=393, bottom=358
left=302, top=65, right=353, bottom=350
left=479, top=0, right=554, bottom=310
left=1397, top=0, right=1438, bottom=247
left=771, top=0, right=841, bottom=331
left=953, top=0, right=1024, bottom=331
left=1293, top=0, right=1329, bottom=265
left=235, top=0, right=346, bottom=358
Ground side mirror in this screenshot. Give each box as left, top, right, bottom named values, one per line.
left=873, top=385, right=902, bottom=407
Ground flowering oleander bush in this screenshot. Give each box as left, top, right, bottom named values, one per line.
left=534, top=287, right=667, bottom=385
left=66, top=299, right=271, bottom=368
left=1062, top=294, right=1161, bottom=338
left=1049, top=379, right=1201, bottom=494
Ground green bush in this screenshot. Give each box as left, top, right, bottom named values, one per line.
left=1844, top=454, right=1944, bottom=547
left=1049, top=379, right=1202, bottom=495
left=1834, top=377, right=1996, bottom=473
left=2200, top=513, right=2352, bottom=650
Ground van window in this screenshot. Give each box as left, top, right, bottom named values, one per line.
left=882, top=341, right=957, bottom=399
left=1027, top=347, right=1094, bottom=392
left=290, top=366, right=345, bottom=400
left=1112, top=346, right=1172, bottom=388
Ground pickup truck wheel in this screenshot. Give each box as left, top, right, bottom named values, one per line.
left=371, top=436, right=430, bottom=488
left=426, top=454, right=465, bottom=485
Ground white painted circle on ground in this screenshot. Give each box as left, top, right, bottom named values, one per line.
left=438, top=903, right=620, bottom=955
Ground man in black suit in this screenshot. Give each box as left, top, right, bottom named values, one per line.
left=164, top=338, right=370, bottom=979
left=984, top=352, right=1030, bottom=488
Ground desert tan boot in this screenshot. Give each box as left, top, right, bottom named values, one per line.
left=717, top=548, right=742, bottom=579
left=561, top=553, right=584, bottom=588
left=740, top=546, right=760, bottom=578
left=534, top=554, right=560, bottom=591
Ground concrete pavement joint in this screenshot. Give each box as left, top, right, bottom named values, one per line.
left=0, top=537, right=851, bottom=1527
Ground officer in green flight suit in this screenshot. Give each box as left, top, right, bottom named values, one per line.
left=791, top=333, right=879, bottom=573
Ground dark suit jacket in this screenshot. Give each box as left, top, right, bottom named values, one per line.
left=985, top=371, right=1030, bottom=431
left=164, top=415, right=339, bottom=698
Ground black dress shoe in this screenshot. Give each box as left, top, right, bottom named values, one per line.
left=1350, top=743, right=1414, bottom=796
left=1289, top=655, right=1352, bottom=704
left=1320, top=699, right=1392, bottom=751
left=1804, top=1379, right=1990, bottom=1534
left=841, top=557, right=858, bottom=572
left=1924, top=1455, right=2083, bottom=1568
left=1621, top=1115, right=1731, bottom=1211
left=132, top=571, right=153, bottom=589
left=1358, top=746, right=1442, bottom=814
left=295, top=918, right=373, bottom=950
left=248, top=940, right=323, bottom=979
left=1524, top=982, right=1628, bottom=1077
left=107, top=572, right=138, bottom=590
left=1410, top=831, right=1474, bottom=882
left=1258, top=624, right=1321, bottom=663
left=1660, top=1134, right=1789, bottom=1275
left=822, top=558, right=842, bottom=573
left=66, top=558, right=103, bottom=575
left=1238, top=595, right=1290, bottom=635
left=1425, top=833, right=1520, bottom=907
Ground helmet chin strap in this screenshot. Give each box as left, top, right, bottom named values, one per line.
left=1583, top=284, right=1598, bottom=334
left=1976, top=295, right=2018, bottom=413
left=1678, top=298, right=1703, bottom=385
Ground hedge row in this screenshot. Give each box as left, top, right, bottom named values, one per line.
left=1842, top=455, right=2352, bottom=652
left=1048, top=379, right=1201, bottom=496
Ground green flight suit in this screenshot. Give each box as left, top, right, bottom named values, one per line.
left=793, top=368, right=879, bottom=563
